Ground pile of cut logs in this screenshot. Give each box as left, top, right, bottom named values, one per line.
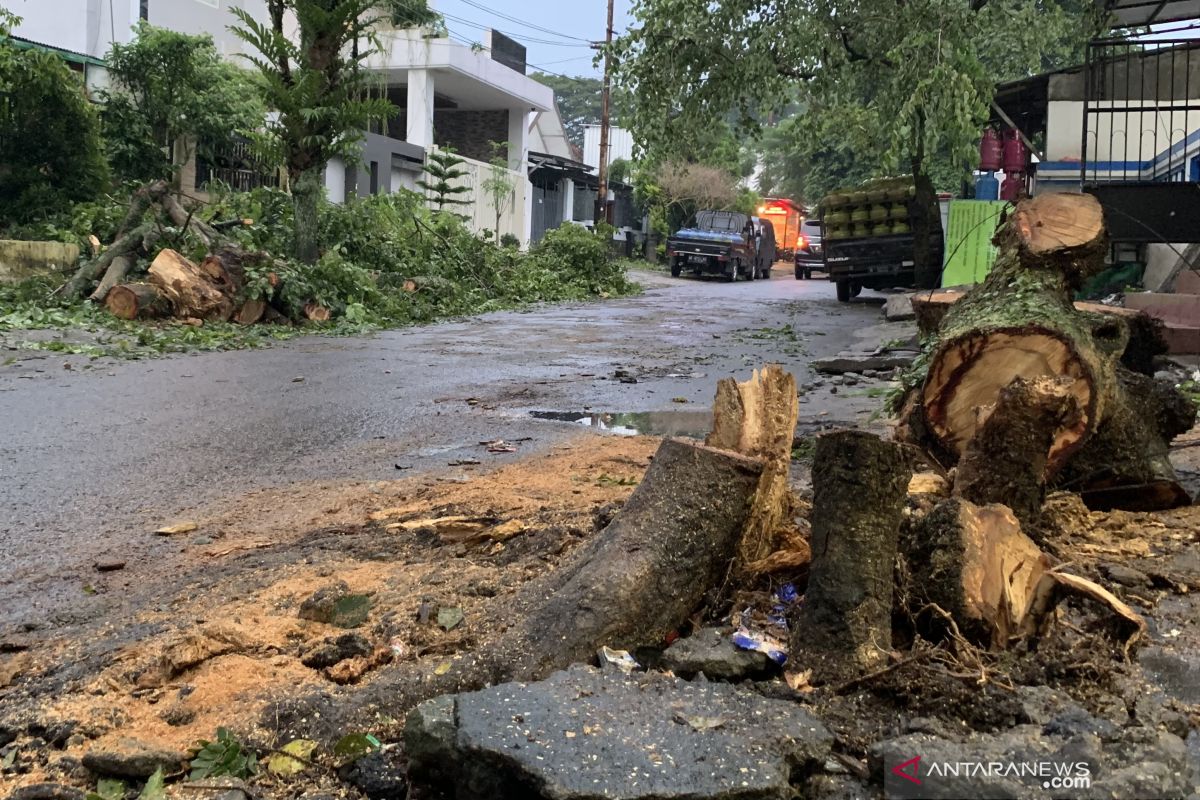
left=63, top=181, right=325, bottom=324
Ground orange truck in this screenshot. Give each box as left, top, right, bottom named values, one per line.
left=756, top=198, right=804, bottom=258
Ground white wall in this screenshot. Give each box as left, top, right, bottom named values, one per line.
left=424, top=148, right=529, bottom=244
left=10, top=0, right=266, bottom=60
left=583, top=125, right=634, bottom=171
left=1048, top=100, right=1200, bottom=165
left=9, top=0, right=134, bottom=58
left=147, top=0, right=268, bottom=57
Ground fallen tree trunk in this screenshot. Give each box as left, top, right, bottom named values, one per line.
left=913, top=292, right=1167, bottom=377
left=904, top=499, right=1049, bottom=648
left=62, top=182, right=169, bottom=299
left=105, top=283, right=170, bottom=320
left=706, top=364, right=800, bottom=570
left=789, top=431, right=912, bottom=684
left=915, top=193, right=1117, bottom=472
left=269, top=437, right=765, bottom=743
left=953, top=376, right=1080, bottom=527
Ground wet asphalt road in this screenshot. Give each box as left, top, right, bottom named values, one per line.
left=0, top=267, right=894, bottom=632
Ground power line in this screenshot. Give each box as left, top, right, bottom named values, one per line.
left=454, top=0, right=592, bottom=43
left=440, top=11, right=593, bottom=47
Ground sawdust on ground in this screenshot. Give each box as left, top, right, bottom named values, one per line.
left=0, top=434, right=657, bottom=794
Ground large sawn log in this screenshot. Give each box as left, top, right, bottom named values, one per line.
left=148, top=248, right=237, bottom=321
left=916, top=193, right=1116, bottom=471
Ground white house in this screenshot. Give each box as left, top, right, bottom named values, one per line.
left=8, top=0, right=267, bottom=90
left=10, top=2, right=576, bottom=243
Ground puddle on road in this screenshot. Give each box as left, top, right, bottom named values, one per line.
left=530, top=410, right=712, bottom=439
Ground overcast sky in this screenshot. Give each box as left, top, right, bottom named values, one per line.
left=432, top=0, right=634, bottom=78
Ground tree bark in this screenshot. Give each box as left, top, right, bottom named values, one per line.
left=904, top=498, right=1049, bottom=648
left=953, top=376, right=1081, bottom=528
left=789, top=431, right=912, bottom=684
left=89, top=254, right=136, bottom=303
left=63, top=181, right=169, bottom=299
left=266, top=438, right=765, bottom=743
left=105, top=283, right=170, bottom=320
left=292, top=167, right=324, bottom=265
left=706, top=364, right=800, bottom=570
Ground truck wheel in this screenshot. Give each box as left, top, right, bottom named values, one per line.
left=670, top=259, right=682, bottom=278
left=836, top=280, right=852, bottom=302
left=795, top=265, right=804, bottom=280
left=727, top=259, right=739, bottom=282
left=746, top=260, right=756, bottom=281
left=851, top=281, right=863, bottom=298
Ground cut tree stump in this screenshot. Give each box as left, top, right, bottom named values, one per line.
left=148, top=249, right=235, bottom=321
left=953, top=376, right=1081, bottom=527
left=916, top=194, right=1116, bottom=471
left=273, top=437, right=766, bottom=743
left=706, top=364, right=800, bottom=568
left=105, top=283, right=170, bottom=321
left=905, top=498, right=1049, bottom=648
left=789, top=431, right=912, bottom=684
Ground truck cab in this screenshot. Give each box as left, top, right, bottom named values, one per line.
left=667, top=211, right=759, bottom=281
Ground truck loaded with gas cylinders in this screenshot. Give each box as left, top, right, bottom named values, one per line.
left=819, top=176, right=943, bottom=302
left=666, top=210, right=774, bottom=282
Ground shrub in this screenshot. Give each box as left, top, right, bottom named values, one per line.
left=0, top=12, right=109, bottom=223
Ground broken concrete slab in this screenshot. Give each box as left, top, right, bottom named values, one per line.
left=659, top=627, right=776, bottom=681
left=884, top=293, right=916, bottom=322
left=811, top=353, right=916, bottom=375
left=405, top=665, right=833, bottom=800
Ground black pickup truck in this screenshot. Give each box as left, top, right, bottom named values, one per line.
left=667, top=211, right=764, bottom=281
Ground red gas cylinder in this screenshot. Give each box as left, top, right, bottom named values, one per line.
left=1000, top=172, right=1024, bottom=201
left=1002, top=129, right=1028, bottom=174
left=979, top=127, right=1003, bottom=172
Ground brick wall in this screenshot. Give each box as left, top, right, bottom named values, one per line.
left=434, top=110, right=509, bottom=163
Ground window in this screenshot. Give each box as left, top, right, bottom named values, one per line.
left=140, top=0, right=149, bottom=20
left=370, top=161, right=380, bottom=195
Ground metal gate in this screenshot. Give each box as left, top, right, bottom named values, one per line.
left=1082, top=36, right=1200, bottom=241
left=530, top=180, right=563, bottom=244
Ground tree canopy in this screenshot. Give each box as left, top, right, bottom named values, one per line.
left=100, top=23, right=265, bottom=184
left=231, top=0, right=396, bottom=263
left=613, top=0, right=1107, bottom=199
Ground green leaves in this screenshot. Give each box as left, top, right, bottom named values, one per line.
left=99, top=24, right=266, bottom=184
left=333, top=732, right=382, bottom=761
left=189, top=727, right=259, bottom=780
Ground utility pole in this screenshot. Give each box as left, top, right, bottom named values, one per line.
left=593, top=0, right=615, bottom=225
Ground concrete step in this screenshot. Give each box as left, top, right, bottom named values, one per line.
left=1124, top=292, right=1200, bottom=328
left=1163, top=323, right=1200, bottom=355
